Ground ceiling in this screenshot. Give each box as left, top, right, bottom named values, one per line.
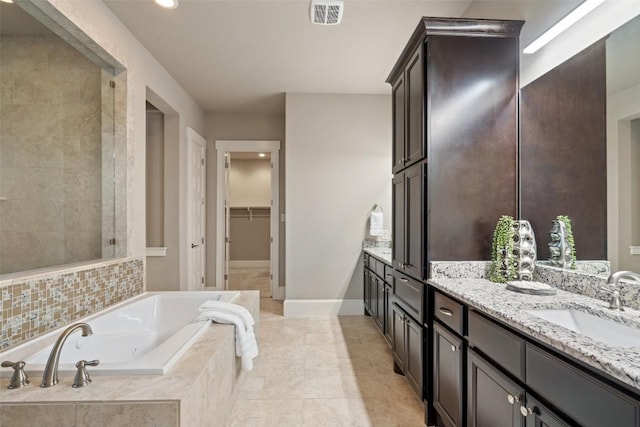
left=99, top=0, right=580, bottom=114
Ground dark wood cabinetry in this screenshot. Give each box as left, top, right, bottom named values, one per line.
left=434, top=322, right=464, bottom=427
left=467, top=349, right=524, bottom=427
left=391, top=302, right=424, bottom=398
left=392, top=162, right=425, bottom=278
left=388, top=18, right=523, bottom=266
left=522, top=395, right=570, bottom=427
left=363, top=253, right=393, bottom=344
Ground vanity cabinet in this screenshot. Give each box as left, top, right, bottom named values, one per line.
left=362, top=252, right=393, bottom=345
left=429, top=285, right=640, bottom=427
left=391, top=302, right=424, bottom=398
left=467, top=348, right=524, bottom=427
left=434, top=322, right=464, bottom=427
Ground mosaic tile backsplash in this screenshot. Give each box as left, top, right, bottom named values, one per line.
left=0, top=258, right=143, bottom=350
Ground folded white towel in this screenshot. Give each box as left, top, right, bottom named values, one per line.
left=197, top=309, right=258, bottom=371
left=199, top=300, right=254, bottom=330
left=370, top=211, right=384, bottom=236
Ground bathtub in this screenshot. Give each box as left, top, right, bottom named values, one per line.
left=0, top=291, right=240, bottom=376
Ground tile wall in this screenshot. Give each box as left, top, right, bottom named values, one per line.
left=0, top=257, right=144, bottom=350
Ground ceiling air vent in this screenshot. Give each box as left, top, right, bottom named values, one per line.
left=310, top=0, right=344, bottom=26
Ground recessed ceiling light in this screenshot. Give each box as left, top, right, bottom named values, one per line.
left=523, top=0, right=607, bottom=54
left=258, top=153, right=266, bottom=158
left=154, top=0, right=179, bottom=9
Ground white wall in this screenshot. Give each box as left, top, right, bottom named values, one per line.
left=46, top=0, right=206, bottom=291
left=284, top=93, right=391, bottom=315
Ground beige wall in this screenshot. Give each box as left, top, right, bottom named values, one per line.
left=285, top=93, right=391, bottom=302
left=205, top=113, right=285, bottom=286
left=229, top=159, right=271, bottom=207
left=145, top=108, right=164, bottom=248
left=0, top=35, right=103, bottom=274
left=11, top=0, right=207, bottom=292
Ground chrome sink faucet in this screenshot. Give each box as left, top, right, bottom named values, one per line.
left=41, top=323, right=93, bottom=388
left=606, top=271, right=640, bottom=311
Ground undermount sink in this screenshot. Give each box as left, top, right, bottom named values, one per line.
left=525, top=309, right=640, bottom=348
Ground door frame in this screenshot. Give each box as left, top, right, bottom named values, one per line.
left=215, top=140, right=282, bottom=299
left=186, top=127, right=207, bottom=291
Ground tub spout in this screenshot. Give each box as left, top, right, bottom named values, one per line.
left=41, top=323, right=93, bottom=388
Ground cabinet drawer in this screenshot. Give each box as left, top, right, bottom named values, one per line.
left=392, top=270, right=424, bottom=323
left=434, top=291, right=466, bottom=335
left=526, top=343, right=640, bottom=427
left=363, top=253, right=370, bottom=268
left=468, top=310, right=525, bottom=380
left=375, top=258, right=386, bottom=279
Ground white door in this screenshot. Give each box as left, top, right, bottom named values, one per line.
left=224, top=153, right=231, bottom=290
left=187, top=128, right=206, bottom=291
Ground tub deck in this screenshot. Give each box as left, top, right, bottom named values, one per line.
left=0, top=291, right=260, bottom=427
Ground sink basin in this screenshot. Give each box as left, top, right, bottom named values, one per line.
left=525, top=309, right=640, bottom=348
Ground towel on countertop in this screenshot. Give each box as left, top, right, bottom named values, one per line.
left=369, top=210, right=384, bottom=236
left=196, top=304, right=258, bottom=371
left=199, top=300, right=255, bottom=329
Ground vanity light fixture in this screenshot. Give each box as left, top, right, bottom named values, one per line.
left=0, top=0, right=14, bottom=3
left=523, top=0, right=607, bottom=54
left=154, top=0, right=179, bottom=9
left=258, top=153, right=266, bottom=158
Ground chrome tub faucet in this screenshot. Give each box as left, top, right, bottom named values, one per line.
left=41, top=323, right=93, bottom=388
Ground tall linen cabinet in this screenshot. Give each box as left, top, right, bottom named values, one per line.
left=386, top=18, right=524, bottom=425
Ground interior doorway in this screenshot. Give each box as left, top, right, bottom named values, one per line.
left=215, top=140, right=282, bottom=299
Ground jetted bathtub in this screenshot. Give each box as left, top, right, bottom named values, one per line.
left=0, top=291, right=240, bottom=376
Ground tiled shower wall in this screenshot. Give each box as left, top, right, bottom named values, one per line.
left=0, top=257, right=144, bottom=350
left=0, top=34, right=105, bottom=274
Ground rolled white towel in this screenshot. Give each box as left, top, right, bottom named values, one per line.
left=197, top=309, right=258, bottom=371
left=199, top=300, right=254, bottom=330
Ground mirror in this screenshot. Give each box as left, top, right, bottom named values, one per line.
left=0, top=1, right=126, bottom=277
left=521, top=13, right=640, bottom=276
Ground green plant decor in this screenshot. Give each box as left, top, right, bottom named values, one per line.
left=557, top=215, right=577, bottom=269
left=490, top=215, right=518, bottom=283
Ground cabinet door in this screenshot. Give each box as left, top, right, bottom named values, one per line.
left=523, top=395, right=571, bottom=427
left=434, top=322, right=464, bottom=427
left=392, top=75, right=406, bottom=174
left=391, top=303, right=406, bottom=371
left=374, top=276, right=384, bottom=332
left=363, top=268, right=370, bottom=315
left=405, top=162, right=424, bottom=279
left=383, top=284, right=392, bottom=345
left=405, top=314, right=424, bottom=399
left=392, top=171, right=406, bottom=270
left=467, top=349, right=524, bottom=427
left=405, top=45, right=424, bottom=166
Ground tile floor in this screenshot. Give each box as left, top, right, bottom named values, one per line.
left=229, top=267, right=272, bottom=297
left=226, top=298, right=425, bottom=426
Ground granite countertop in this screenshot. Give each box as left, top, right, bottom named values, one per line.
left=363, top=247, right=392, bottom=265
left=428, top=277, right=640, bottom=392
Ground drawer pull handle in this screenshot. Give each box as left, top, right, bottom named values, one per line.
left=450, top=345, right=456, bottom=352
left=520, top=406, right=534, bottom=417
left=507, top=394, right=520, bottom=405
left=438, top=307, right=453, bottom=317
left=399, top=278, right=409, bottom=283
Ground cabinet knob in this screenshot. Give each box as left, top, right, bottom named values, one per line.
left=507, top=394, right=520, bottom=405
left=450, top=345, right=456, bottom=352
left=520, top=406, right=534, bottom=417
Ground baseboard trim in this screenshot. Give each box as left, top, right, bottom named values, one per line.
left=283, top=299, right=364, bottom=316
left=229, top=260, right=270, bottom=268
